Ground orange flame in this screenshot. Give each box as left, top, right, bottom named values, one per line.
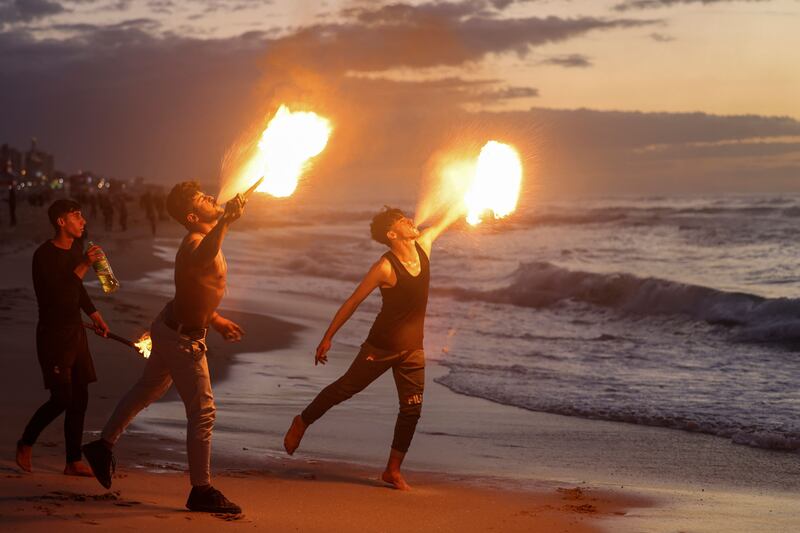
left=230, top=105, right=332, bottom=199
left=134, top=332, right=152, bottom=359
left=418, top=140, right=523, bottom=228
left=464, top=141, right=523, bottom=225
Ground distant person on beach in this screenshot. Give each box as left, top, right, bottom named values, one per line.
left=140, top=191, right=157, bottom=236
left=115, top=195, right=128, bottom=232
left=7, top=184, right=17, bottom=226
left=83, top=181, right=247, bottom=514
left=88, top=193, right=97, bottom=219
left=15, top=199, right=110, bottom=476
left=284, top=206, right=458, bottom=490
left=100, top=194, right=114, bottom=231
left=154, top=191, right=168, bottom=221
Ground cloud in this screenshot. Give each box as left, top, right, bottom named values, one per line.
left=0, top=0, right=272, bottom=26
left=0, top=18, right=164, bottom=72
left=0, top=0, right=65, bottom=24
left=518, top=107, right=800, bottom=148
left=341, top=1, right=498, bottom=23
left=649, top=32, right=675, bottom=41
left=342, top=73, right=538, bottom=104
left=50, top=17, right=160, bottom=33
left=494, top=107, right=800, bottom=194
left=540, top=53, right=592, bottom=68
left=634, top=136, right=800, bottom=159
left=104, top=0, right=133, bottom=11
left=146, top=0, right=174, bottom=15
left=0, top=2, right=794, bottom=197
left=60, top=0, right=133, bottom=13
left=480, top=86, right=539, bottom=99
left=0, top=22, right=268, bottom=181
left=191, top=0, right=272, bottom=14
left=614, top=0, right=773, bottom=11
left=267, top=2, right=657, bottom=72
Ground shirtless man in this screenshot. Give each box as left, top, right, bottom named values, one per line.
left=82, top=181, right=246, bottom=513
left=283, top=206, right=456, bottom=490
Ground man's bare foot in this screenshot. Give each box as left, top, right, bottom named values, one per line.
left=283, top=415, right=307, bottom=455
left=381, top=469, right=411, bottom=491
left=64, top=461, right=94, bottom=477
left=16, top=441, right=32, bottom=473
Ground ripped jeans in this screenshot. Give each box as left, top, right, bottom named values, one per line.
left=301, top=342, right=425, bottom=453
left=101, top=310, right=216, bottom=487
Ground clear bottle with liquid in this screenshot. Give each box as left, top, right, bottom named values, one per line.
left=88, top=241, right=120, bottom=294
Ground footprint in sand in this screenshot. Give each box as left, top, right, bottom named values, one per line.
left=113, top=501, right=142, bottom=507
left=212, top=513, right=248, bottom=522
left=566, top=503, right=598, bottom=514
left=556, top=487, right=586, bottom=500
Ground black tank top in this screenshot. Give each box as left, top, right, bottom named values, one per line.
left=366, top=242, right=430, bottom=351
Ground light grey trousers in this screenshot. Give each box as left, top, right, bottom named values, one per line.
left=101, top=311, right=216, bottom=487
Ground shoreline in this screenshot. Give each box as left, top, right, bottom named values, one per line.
left=0, top=210, right=645, bottom=532
left=1, top=203, right=798, bottom=531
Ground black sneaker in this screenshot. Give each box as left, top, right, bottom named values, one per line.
left=81, top=439, right=115, bottom=489
left=186, top=485, right=242, bottom=514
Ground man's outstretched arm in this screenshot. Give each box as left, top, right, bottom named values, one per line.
left=315, top=258, right=391, bottom=365
left=191, top=195, right=245, bottom=266
left=417, top=204, right=463, bottom=257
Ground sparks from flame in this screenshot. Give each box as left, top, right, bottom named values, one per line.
left=235, top=105, right=332, bottom=198
left=134, top=332, right=152, bottom=359
left=464, top=141, right=522, bottom=226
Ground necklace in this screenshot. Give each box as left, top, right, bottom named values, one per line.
left=399, top=257, right=419, bottom=267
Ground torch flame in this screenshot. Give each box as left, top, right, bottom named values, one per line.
left=134, top=332, right=152, bottom=359
left=464, top=141, right=522, bottom=226
left=239, top=105, right=332, bottom=198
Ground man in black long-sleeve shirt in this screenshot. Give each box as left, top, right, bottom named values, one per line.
left=16, top=199, right=110, bottom=476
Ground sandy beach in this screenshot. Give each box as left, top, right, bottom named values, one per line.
left=1, top=201, right=798, bottom=532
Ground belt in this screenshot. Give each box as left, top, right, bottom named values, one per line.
left=163, top=315, right=207, bottom=339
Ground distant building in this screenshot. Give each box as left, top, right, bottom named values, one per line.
left=24, top=137, right=55, bottom=180
left=1, top=144, right=22, bottom=176
left=1, top=144, right=21, bottom=192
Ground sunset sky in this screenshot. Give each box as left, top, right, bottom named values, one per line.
left=1, top=0, right=799, bottom=198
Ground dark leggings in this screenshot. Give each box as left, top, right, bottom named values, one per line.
left=21, top=381, right=89, bottom=462
left=302, top=343, right=424, bottom=453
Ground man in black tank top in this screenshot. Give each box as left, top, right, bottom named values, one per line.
left=283, top=206, right=456, bottom=490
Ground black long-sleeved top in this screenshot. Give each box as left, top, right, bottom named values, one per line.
left=32, top=240, right=96, bottom=327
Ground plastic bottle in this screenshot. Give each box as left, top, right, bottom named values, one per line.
left=88, top=241, right=120, bottom=293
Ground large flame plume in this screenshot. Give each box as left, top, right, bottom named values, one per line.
left=227, top=105, right=332, bottom=200
left=134, top=332, right=152, bottom=359
left=416, top=140, right=523, bottom=228
left=464, top=141, right=522, bottom=225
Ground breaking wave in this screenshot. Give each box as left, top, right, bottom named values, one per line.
left=508, top=202, right=800, bottom=229
left=442, top=262, right=800, bottom=341
left=436, top=365, right=800, bottom=452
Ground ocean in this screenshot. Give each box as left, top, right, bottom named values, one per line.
left=135, top=194, right=800, bottom=453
